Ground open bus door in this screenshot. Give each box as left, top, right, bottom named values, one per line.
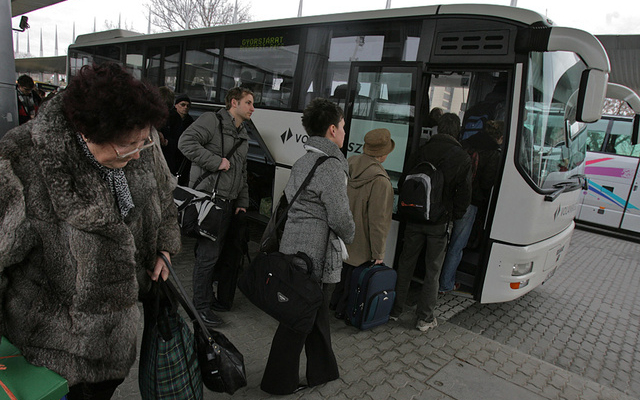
left=341, top=62, right=424, bottom=266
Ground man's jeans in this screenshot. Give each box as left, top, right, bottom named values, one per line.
left=439, top=205, right=477, bottom=292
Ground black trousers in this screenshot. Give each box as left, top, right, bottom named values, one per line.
left=67, top=378, right=124, bottom=400
left=260, top=284, right=339, bottom=395
left=330, top=263, right=356, bottom=316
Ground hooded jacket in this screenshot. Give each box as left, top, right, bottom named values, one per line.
left=279, top=136, right=355, bottom=283
left=0, top=95, right=181, bottom=385
left=178, top=108, right=249, bottom=208
left=462, top=130, right=502, bottom=210
left=345, top=153, right=394, bottom=266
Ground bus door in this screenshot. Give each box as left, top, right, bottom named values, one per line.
left=579, top=116, right=640, bottom=232
left=342, top=62, right=423, bottom=265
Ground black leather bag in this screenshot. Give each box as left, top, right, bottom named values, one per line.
left=238, top=251, right=323, bottom=334
left=193, top=324, right=246, bottom=394
left=158, top=254, right=247, bottom=395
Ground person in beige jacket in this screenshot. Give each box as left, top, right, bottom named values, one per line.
left=331, top=128, right=395, bottom=320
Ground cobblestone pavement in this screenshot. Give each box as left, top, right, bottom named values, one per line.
left=448, top=228, right=640, bottom=398
left=113, top=227, right=639, bottom=399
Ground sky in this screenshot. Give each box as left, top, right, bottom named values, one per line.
left=11, top=0, right=640, bottom=58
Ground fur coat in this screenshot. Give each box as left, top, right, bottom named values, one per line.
left=279, top=136, right=355, bottom=283
left=0, top=95, right=182, bottom=385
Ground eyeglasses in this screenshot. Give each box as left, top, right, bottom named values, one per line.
left=110, top=135, right=154, bottom=159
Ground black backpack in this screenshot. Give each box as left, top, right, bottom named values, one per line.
left=398, top=160, right=446, bottom=223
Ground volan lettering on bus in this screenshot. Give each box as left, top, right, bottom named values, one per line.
left=347, top=142, right=364, bottom=154
left=67, top=4, right=611, bottom=303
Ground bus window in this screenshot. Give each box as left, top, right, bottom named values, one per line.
left=299, top=22, right=421, bottom=109
left=68, top=48, right=93, bottom=78
left=184, top=37, right=220, bottom=102
left=94, top=45, right=122, bottom=65
left=346, top=67, right=418, bottom=190
left=585, top=119, right=608, bottom=152
left=164, top=46, right=180, bottom=92
left=518, top=51, right=587, bottom=189
left=222, top=29, right=300, bottom=108
left=607, top=120, right=637, bottom=157
left=125, top=44, right=144, bottom=80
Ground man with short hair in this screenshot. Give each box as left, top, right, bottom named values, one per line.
left=178, top=87, right=254, bottom=327
left=391, top=112, right=472, bottom=332
left=16, top=75, right=41, bottom=125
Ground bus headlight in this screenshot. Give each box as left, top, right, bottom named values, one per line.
left=512, top=262, right=533, bottom=276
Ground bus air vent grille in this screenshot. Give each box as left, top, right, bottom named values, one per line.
left=435, top=30, right=509, bottom=56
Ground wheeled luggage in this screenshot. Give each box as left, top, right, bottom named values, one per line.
left=347, top=262, right=397, bottom=330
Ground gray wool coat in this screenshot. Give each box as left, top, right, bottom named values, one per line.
left=0, top=96, right=182, bottom=385
left=279, top=136, right=355, bottom=283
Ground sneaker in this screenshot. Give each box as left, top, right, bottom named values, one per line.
left=199, top=309, right=224, bottom=328
left=416, top=318, right=438, bottom=332
left=389, top=313, right=400, bottom=321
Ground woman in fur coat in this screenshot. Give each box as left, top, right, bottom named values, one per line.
left=0, top=63, right=181, bottom=399
left=260, top=98, right=355, bottom=395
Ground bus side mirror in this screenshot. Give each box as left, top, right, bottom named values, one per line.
left=576, top=69, right=608, bottom=123
left=632, top=116, right=639, bottom=146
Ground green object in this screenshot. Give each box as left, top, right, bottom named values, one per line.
left=0, top=337, right=68, bottom=400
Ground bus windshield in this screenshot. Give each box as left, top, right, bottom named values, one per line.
left=518, top=51, right=588, bottom=190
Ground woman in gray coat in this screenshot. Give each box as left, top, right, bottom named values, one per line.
left=261, top=98, right=355, bottom=395
left=0, top=63, right=181, bottom=399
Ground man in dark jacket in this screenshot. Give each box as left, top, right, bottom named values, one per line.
left=439, top=120, right=504, bottom=293
left=178, top=87, right=253, bottom=327
left=391, top=112, right=472, bottom=332
left=16, top=75, right=41, bottom=125
left=160, top=93, right=194, bottom=185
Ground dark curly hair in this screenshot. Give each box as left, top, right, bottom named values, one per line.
left=62, top=63, right=167, bottom=144
left=301, top=98, right=344, bottom=137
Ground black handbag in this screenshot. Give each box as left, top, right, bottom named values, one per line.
left=158, top=253, right=247, bottom=395
left=174, top=113, right=241, bottom=242
left=259, top=155, right=335, bottom=253
left=238, top=251, right=323, bottom=334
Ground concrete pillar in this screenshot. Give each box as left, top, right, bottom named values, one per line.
left=0, top=0, right=19, bottom=138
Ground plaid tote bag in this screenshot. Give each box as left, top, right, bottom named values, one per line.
left=139, top=281, right=203, bottom=400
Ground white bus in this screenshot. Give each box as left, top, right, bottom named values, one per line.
left=68, top=4, right=610, bottom=303
left=576, top=83, right=640, bottom=235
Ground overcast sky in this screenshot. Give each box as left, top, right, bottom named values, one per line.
left=11, top=0, right=640, bottom=58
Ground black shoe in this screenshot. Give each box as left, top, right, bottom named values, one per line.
left=199, top=309, right=224, bottom=328
left=334, top=311, right=345, bottom=320
left=211, top=297, right=230, bottom=312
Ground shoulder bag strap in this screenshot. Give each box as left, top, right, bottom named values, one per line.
left=261, top=155, right=337, bottom=247
left=192, top=112, right=239, bottom=193
left=157, top=253, right=217, bottom=347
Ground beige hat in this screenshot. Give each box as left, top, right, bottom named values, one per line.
left=363, top=128, right=395, bottom=157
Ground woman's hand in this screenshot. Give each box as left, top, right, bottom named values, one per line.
left=148, top=251, right=171, bottom=281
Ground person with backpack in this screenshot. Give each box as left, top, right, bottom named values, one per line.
left=391, top=112, right=472, bottom=332
left=438, top=120, right=504, bottom=293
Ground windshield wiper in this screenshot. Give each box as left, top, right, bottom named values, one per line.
left=544, top=174, right=587, bottom=202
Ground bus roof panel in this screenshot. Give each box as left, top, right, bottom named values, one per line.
left=69, top=4, right=554, bottom=49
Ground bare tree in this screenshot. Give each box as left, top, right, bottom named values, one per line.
left=144, top=0, right=251, bottom=32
